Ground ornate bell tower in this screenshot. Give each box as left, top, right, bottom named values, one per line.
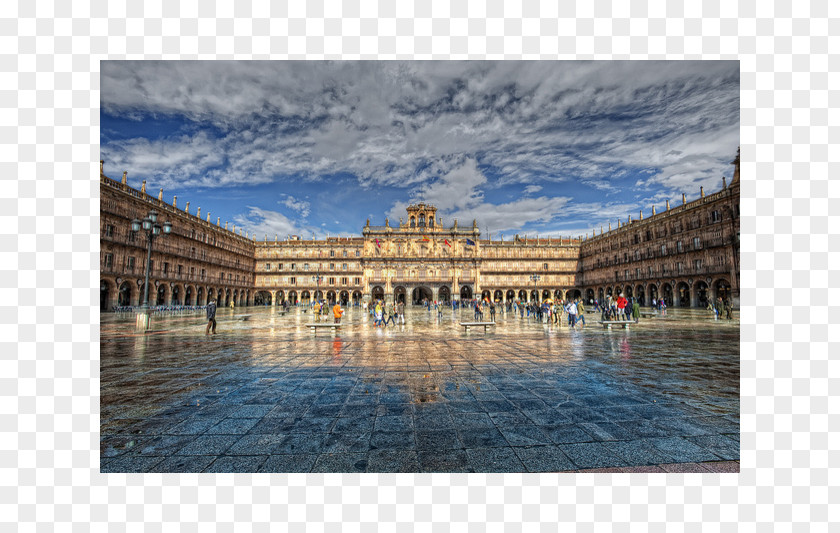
left=405, top=203, right=438, bottom=230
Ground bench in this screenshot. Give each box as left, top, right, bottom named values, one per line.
left=639, top=311, right=656, bottom=317
left=460, top=322, right=496, bottom=332
left=600, top=320, right=634, bottom=330
left=306, top=323, right=341, bottom=333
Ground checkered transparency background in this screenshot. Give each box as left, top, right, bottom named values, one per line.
left=1, top=0, right=836, bottom=529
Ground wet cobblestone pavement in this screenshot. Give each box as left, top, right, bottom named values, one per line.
left=100, top=306, right=739, bottom=473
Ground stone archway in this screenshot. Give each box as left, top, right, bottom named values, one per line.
left=460, top=285, right=473, bottom=300
left=275, top=290, right=285, bottom=304
left=118, top=281, right=132, bottom=307
left=662, top=283, right=674, bottom=307
left=184, top=285, right=193, bottom=306
left=326, top=290, right=337, bottom=304
left=493, top=290, right=503, bottom=302
left=413, top=286, right=433, bottom=304
left=693, top=280, right=710, bottom=308
left=100, top=279, right=113, bottom=311
left=352, top=290, right=362, bottom=304
left=598, top=288, right=605, bottom=302
left=517, top=289, right=527, bottom=301
left=648, top=284, right=659, bottom=306
left=481, top=289, right=491, bottom=302
left=438, top=286, right=451, bottom=302
left=394, top=286, right=407, bottom=304
left=339, top=290, right=350, bottom=305
left=506, top=289, right=516, bottom=302
left=255, top=290, right=272, bottom=306
left=301, top=290, right=310, bottom=304
left=635, top=285, right=645, bottom=305
left=554, top=289, right=564, bottom=300
left=371, top=286, right=384, bottom=302
left=714, top=278, right=731, bottom=302
left=197, top=287, right=205, bottom=306
left=541, top=289, right=551, bottom=301
left=530, top=289, right=538, bottom=301
left=676, top=281, right=691, bottom=307
left=566, top=289, right=581, bottom=300
left=171, top=285, right=181, bottom=306
left=585, top=288, right=595, bottom=304
left=156, top=284, right=167, bottom=306
left=624, top=285, right=633, bottom=300
left=605, top=287, right=613, bottom=298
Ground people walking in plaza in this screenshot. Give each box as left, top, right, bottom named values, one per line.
left=313, top=300, right=321, bottom=322
left=474, top=301, right=482, bottom=321
left=576, top=299, right=586, bottom=327
left=616, top=293, right=627, bottom=320
left=386, top=304, right=396, bottom=326
left=333, top=302, right=343, bottom=324
left=397, top=300, right=405, bottom=324
left=566, top=300, right=577, bottom=328
left=632, top=298, right=640, bottom=323
left=724, top=298, right=733, bottom=320
left=714, top=297, right=723, bottom=320
left=489, top=300, right=496, bottom=322
left=205, top=298, right=217, bottom=335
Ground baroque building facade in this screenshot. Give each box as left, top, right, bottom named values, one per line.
left=100, top=150, right=740, bottom=310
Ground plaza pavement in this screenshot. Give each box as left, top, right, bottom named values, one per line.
left=100, top=305, right=739, bottom=473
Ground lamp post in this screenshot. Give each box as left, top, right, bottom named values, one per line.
left=312, top=275, right=323, bottom=303
left=530, top=273, right=540, bottom=304
left=130, top=209, right=172, bottom=330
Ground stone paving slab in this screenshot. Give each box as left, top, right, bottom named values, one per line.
left=101, top=306, right=739, bottom=473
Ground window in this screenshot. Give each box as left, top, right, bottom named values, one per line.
left=693, top=237, right=701, bottom=250
left=330, top=264, right=335, bottom=271
left=694, top=259, right=702, bottom=270
left=355, top=250, right=360, bottom=257
left=711, top=210, right=721, bottom=222
left=229, top=274, right=232, bottom=281
left=265, top=263, right=271, bottom=271
left=127, top=257, right=135, bottom=271
left=178, top=265, right=183, bottom=275
left=149, top=260, right=154, bottom=273
left=624, top=270, right=629, bottom=280
left=676, top=241, right=683, bottom=253
left=191, top=247, right=196, bottom=258
left=635, top=268, right=640, bottom=278
left=220, top=272, right=224, bottom=281
left=677, top=262, right=684, bottom=274
left=717, top=255, right=725, bottom=266
left=328, top=277, right=335, bottom=285
left=278, top=263, right=284, bottom=270
left=342, top=263, right=347, bottom=271
left=303, top=263, right=308, bottom=271
left=289, top=277, right=296, bottom=285
left=163, top=262, right=169, bottom=274
left=634, top=250, right=640, bottom=261
left=660, top=244, right=667, bottom=255
left=330, top=250, right=335, bottom=257
left=126, top=231, right=136, bottom=243
left=543, top=263, right=549, bottom=270
left=190, top=267, right=195, bottom=277
left=200, top=269, right=205, bottom=280
left=648, top=266, right=653, bottom=277
left=103, top=253, right=113, bottom=270
left=354, top=277, right=361, bottom=285
left=340, top=277, right=348, bottom=285
left=104, top=224, right=114, bottom=237
left=290, top=264, right=296, bottom=270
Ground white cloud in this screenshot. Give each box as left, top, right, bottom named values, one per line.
left=524, top=185, right=542, bottom=194
left=281, top=195, right=311, bottom=218
left=101, top=61, right=739, bottom=196
left=233, top=207, right=323, bottom=240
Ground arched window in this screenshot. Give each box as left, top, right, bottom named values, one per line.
left=429, top=217, right=434, bottom=227
left=410, top=217, right=415, bottom=227
left=419, top=214, right=425, bottom=227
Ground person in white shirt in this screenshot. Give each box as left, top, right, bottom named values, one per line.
left=566, top=301, right=578, bottom=328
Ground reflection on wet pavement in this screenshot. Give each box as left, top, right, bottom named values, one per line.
left=101, top=306, right=739, bottom=473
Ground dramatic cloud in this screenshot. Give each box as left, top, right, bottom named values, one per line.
left=101, top=61, right=739, bottom=238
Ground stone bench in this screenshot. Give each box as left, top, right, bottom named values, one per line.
left=460, top=322, right=496, bottom=332
left=639, top=311, right=656, bottom=317
left=600, top=320, right=634, bottom=330
left=306, top=323, right=342, bottom=333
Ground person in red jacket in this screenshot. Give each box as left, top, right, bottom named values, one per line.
left=616, top=294, right=628, bottom=320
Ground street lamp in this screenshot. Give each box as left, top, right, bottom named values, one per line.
left=530, top=274, right=540, bottom=311
left=130, top=209, right=172, bottom=330
left=311, top=275, right=323, bottom=302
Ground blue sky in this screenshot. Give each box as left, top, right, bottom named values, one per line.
left=100, top=61, right=739, bottom=241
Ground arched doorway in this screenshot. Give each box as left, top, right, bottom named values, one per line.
left=100, top=280, right=111, bottom=311
left=184, top=286, right=193, bottom=306
left=530, top=289, right=538, bottom=301
left=339, top=291, right=349, bottom=305
left=314, top=290, right=324, bottom=301
left=225, top=289, right=232, bottom=307
left=156, top=284, right=166, bottom=306
left=541, top=289, right=551, bottom=301
left=460, top=285, right=473, bottom=300
left=493, top=290, right=503, bottom=302
left=506, top=290, right=516, bottom=302
left=694, top=280, right=709, bottom=308
left=300, top=290, right=310, bottom=304
left=635, top=285, right=645, bottom=305
left=413, top=286, right=433, bottom=304
left=566, top=289, right=581, bottom=300
left=197, top=287, right=205, bottom=306
left=438, top=286, right=451, bottom=302
left=255, top=291, right=272, bottom=306
left=554, top=289, right=564, bottom=300
left=171, top=285, right=181, bottom=306
left=624, top=285, right=633, bottom=300
left=662, top=283, right=673, bottom=307
left=481, top=289, right=491, bottom=302
left=585, top=288, right=595, bottom=304
left=371, top=286, right=384, bottom=302
left=517, top=289, right=527, bottom=301
left=326, top=290, right=336, bottom=304
left=275, top=290, right=285, bottom=304
left=648, top=284, right=658, bottom=306
left=118, top=281, right=132, bottom=307
left=605, top=287, right=613, bottom=298
left=676, top=282, right=691, bottom=307
left=207, top=288, right=215, bottom=305
left=614, top=286, right=623, bottom=298
left=352, top=290, right=362, bottom=305
left=714, top=279, right=731, bottom=301
left=288, top=290, right=298, bottom=305
left=598, top=288, right=604, bottom=302
left=394, top=286, right=406, bottom=304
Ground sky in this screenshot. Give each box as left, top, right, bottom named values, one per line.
left=100, top=61, right=739, bottom=241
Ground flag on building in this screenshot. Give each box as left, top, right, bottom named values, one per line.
left=444, top=239, right=451, bottom=248
left=466, top=238, right=475, bottom=246
left=375, top=239, right=381, bottom=248
left=422, top=235, right=430, bottom=242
